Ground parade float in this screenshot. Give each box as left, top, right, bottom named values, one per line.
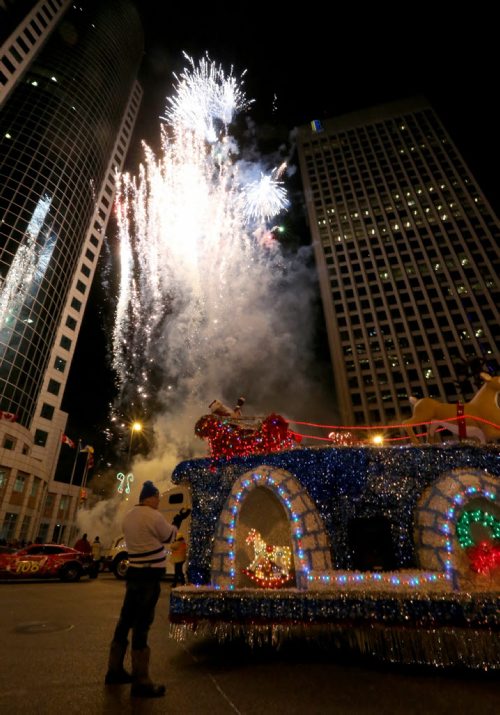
left=169, top=381, right=500, bottom=670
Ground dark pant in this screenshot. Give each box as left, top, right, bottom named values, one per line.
left=173, top=562, right=185, bottom=586
left=113, top=574, right=162, bottom=650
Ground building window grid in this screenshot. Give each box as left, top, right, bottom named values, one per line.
left=316, top=131, right=401, bottom=421
left=417, top=113, right=498, bottom=281
left=0, top=12, right=141, bottom=426
left=430, top=117, right=496, bottom=374
left=1, top=194, right=96, bottom=284
left=308, top=117, right=468, bottom=422
left=30, top=19, right=43, bottom=36
left=403, top=114, right=499, bottom=360
left=349, top=125, right=417, bottom=414
left=59, top=335, right=71, bottom=351
left=339, top=132, right=395, bottom=417
left=391, top=120, right=482, bottom=396
left=13, top=473, right=27, bottom=492
left=65, top=315, right=77, bottom=331
left=373, top=118, right=448, bottom=398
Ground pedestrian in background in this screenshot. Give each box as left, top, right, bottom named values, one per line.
left=74, top=533, right=91, bottom=554
left=91, top=536, right=102, bottom=578
left=170, top=534, right=187, bottom=587
left=105, top=480, right=177, bottom=698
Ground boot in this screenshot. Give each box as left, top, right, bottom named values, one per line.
left=131, top=647, right=165, bottom=698
left=105, top=640, right=132, bottom=684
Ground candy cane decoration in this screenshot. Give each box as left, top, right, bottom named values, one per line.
left=116, top=472, right=134, bottom=495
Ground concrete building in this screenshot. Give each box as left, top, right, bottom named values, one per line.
left=0, top=0, right=143, bottom=544
left=1, top=0, right=71, bottom=106
left=297, top=98, right=500, bottom=428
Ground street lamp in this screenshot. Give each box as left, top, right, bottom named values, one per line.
left=127, top=421, right=142, bottom=467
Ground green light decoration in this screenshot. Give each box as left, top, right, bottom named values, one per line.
left=456, top=508, right=500, bottom=548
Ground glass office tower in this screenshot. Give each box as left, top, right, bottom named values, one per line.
left=0, top=0, right=143, bottom=542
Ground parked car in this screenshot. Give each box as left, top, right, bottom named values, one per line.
left=0, top=544, right=93, bottom=582
left=103, top=534, right=130, bottom=579
left=0, top=545, right=16, bottom=554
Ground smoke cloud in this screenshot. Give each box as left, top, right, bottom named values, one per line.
left=88, top=57, right=330, bottom=541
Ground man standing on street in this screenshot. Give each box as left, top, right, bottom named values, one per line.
left=74, top=533, right=91, bottom=554
left=105, top=480, right=177, bottom=698
left=90, top=536, right=102, bottom=579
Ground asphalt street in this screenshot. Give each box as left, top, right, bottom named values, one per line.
left=0, top=574, right=498, bottom=714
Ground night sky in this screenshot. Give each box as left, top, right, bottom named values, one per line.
left=131, top=4, right=498, bottom=190
left=59, top=3, right=499, bottom=475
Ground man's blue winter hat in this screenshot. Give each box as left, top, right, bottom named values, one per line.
left=140, top=480, right=159, bottom=501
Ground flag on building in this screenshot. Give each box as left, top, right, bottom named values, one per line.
left=80, top=444, right=94, bottom=469
left=61, top=434, right=75, bottom=448
left=0, top=411, right=17, bottom=422
left=310, top=119, right=323, bottom=133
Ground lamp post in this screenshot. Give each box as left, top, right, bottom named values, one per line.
left=59, top=438, right=81, bottom=544
left=127, top=421, right=142, bottom=467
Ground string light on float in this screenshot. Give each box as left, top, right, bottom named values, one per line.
left=195, top=412, right=301, bottom=463
left=328, top=431, right=354, bottom=446
left=455, top=506, right=500, bottom=574
left=242, top=528, right=292, bottom=589
left=222, top=470, right=309, bottom=591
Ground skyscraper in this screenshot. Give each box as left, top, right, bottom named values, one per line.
left=1, top=0, right=71, bottom=104
left=0, top=0, right=143, bottom=543
left=297, top=98, right=499, bottom=428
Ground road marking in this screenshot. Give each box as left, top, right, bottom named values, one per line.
left=180, top=642, right=242, bottom=714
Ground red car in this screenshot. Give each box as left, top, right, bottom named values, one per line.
left=0, top=544, right=93, bottom=582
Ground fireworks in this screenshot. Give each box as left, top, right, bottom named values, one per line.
left=242, top=169, right=289, bottom=223
left=162, top=52, right=251, bottom=143
left=112, top=56, right=314, bottom=439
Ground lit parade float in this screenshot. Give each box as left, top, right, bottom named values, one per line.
left=169, top=385, right=500, bottom=670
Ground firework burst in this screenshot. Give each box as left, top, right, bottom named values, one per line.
left=242, top=169, right=289, bottom=223
left=112, top=56, right=315, bottom=449
left=162, top=52, right=252, bottom=143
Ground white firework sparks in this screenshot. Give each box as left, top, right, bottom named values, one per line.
left=162, top=52, right=251, bottom=143
left=242, top=169, right=289, bottom=222
left=112, top=56, right=316, bottom=449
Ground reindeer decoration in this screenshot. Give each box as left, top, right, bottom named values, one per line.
left=404, top=372, right=500, bottom=444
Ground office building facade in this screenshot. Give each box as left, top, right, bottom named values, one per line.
left=1, top=0, right=71, bottom=105
left=297, top=99, right=499, bottom=428
left=0, top=0, right=143, bottom=543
